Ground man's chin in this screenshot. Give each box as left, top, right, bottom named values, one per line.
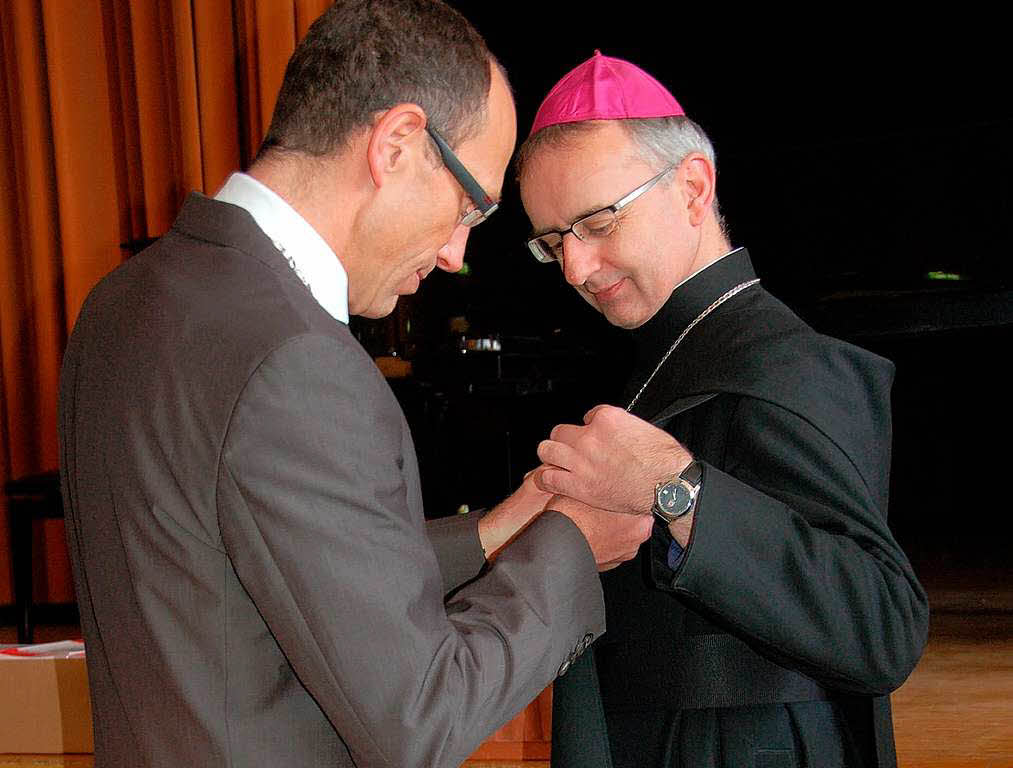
left=358, top=296, right=400, bottom=320
left=399, top=271, right=423, bottom=295
left=598, top=299, right=653, bottom=330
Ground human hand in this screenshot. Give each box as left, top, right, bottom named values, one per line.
left=536, top=404, right=693, bottom=516
left=478, top=469, right=553, bottom=559
left=545, top=494, right=654, bottom=571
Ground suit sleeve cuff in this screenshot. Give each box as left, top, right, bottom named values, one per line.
left=425, top=512, right=486, bottom=594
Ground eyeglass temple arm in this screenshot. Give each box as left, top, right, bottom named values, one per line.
left=428, top=129, right=496, bottom=213
left=444, top=151, right=495, bottom=212
left=613, top=165, right=675, bottom=211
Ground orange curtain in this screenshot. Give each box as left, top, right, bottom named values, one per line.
left=0, top=0, right=331, bottom=605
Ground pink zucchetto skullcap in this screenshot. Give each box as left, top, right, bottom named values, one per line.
left=529, top=50, right=685, bottom=137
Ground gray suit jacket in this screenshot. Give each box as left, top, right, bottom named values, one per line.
left=58, top=193, right=604, bottom=767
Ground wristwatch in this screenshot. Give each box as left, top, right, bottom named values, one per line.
left=652, top=460, right=702, bottom=524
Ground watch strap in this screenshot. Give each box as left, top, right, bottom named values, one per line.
left=680, top=459, right=702, bottom=487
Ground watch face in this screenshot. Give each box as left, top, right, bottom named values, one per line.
left=658, top=481, right=692, bottom=517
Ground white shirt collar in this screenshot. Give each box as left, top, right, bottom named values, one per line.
left=214, top=172, right=349, bottom=324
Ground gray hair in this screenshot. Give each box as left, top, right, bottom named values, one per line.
left=516, top=116, right=727, bottom=234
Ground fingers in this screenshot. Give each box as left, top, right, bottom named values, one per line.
left=517, top=468, right=552, bottom=497
left=528, top=465, right=550, bottom=490
left=536, top=467, right=578, bottom=500
left=532, top=466, right=558, bottom=495
left=536, top=439, right=583, bottom=476
left=632, top=513, right=655, bottom=541
left=600, top=514, right=655, bottom=570
left=548, top=422, right=583, bottom=444
left=584, top=403, right=667, bottom=441
left=582, top=403, right=616, bottom=425
left=553, top=496, right=655, bottom=570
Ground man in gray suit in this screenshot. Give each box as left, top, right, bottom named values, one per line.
left=57, top=3, right=653, bottom=766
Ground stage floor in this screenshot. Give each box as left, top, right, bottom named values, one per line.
left=3, top=571, right=1011, bottom=767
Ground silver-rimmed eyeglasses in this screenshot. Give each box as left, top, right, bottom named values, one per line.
left=426, top=125, right=498, bottom=227
left=526, top=164, right=675, bottom=263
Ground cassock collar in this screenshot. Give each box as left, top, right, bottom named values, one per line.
left=630, top=247, right=757, bottom=368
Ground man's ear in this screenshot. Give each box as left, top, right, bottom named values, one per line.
left=680, top=152, right=718, bottom=227
left=366, top=104, right=429, bottom=188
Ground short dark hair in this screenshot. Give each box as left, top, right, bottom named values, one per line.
left=259, top=0, right=497, bottom=160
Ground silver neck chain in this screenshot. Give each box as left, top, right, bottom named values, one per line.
left=625, top=278, right=761, bottom=413
left=272, top=239, right=310, bottom=290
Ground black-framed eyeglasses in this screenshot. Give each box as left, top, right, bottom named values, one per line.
left=426, top=125, right=498, bottom=227
left=526, top=164, right=675, bottom=264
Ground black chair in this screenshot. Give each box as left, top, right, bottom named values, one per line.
left=4, top=470, right=63, bottom=643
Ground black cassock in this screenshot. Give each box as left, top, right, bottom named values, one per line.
left=552, top=248, right=928, bottom=768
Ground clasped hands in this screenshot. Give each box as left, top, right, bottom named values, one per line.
left=481, top=405, right=693, bottom=571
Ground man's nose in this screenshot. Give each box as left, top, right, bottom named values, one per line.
left=561, top=233, right=601, bottom=287
left=436, top=223, right=470, bottom=273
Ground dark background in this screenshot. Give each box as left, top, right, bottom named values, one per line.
left=353, top=7, right=1012, bottom=573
